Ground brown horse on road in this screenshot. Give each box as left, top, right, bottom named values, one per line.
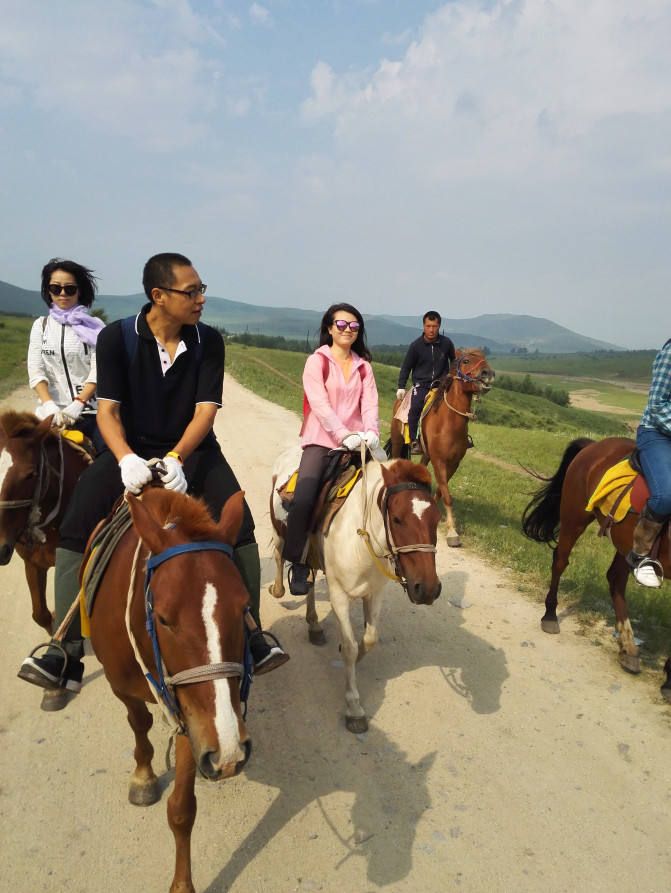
left=0, top=410, right=90, bottom=633
left=389, top=348, right=494, bottom=546
left=521, top=436, right=671, bottom=701
left=89, top=487, right=252, bottom=893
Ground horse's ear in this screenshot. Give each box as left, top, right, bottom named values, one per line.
left=35, top=416, right=54, bottom=440
left=126, top=492, right=167, bottom=555
left=216, top=491, right=245, bottom=545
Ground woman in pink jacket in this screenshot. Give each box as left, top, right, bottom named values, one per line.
left=284, top=303, right=380, bottom=595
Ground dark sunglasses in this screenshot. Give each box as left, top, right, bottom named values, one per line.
left=333, top=319, right=361, bottom=333
left=48, top=283, right=78, bottom=297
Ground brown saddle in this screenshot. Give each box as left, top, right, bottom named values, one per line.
left=80, top=495, right=133, bottom=619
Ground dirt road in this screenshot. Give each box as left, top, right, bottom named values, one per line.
left=1, top=379, right=670, bottom=893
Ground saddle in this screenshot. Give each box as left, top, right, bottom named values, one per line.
left=78, top=497, right=134, bottom=636
left=393, top=388, right=438, bottom=446
left=586, top=456, right=650, bottom=536
left=276, top=453, right=363, bottom=565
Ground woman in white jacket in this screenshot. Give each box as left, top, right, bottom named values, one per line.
left=28, top=258, right=104, bottom=449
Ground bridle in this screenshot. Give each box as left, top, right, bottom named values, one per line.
left=356, top=449, right=437, bottom=588
left=125, top=539, right=253, bottom=735
left=443, top=353, right=494, bottom=420
left=0, top=436, right=66, bottom=545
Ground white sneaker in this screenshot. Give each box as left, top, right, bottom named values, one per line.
left=633, top=559, right=663, bottom=588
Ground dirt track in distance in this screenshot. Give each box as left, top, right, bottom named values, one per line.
left=1, top=378, right=670, bottom=893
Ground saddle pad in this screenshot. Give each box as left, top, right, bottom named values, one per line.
left=393, top=390, right=413, bottom=424
left=586, top=458, right=638, bottom=523
left=79, top=500, right=133, bottom=636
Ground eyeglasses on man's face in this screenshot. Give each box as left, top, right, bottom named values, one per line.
left=159, top=283, right=207, bottom=300
left=49, top=283, right=78, bottom=297
left=333, top=319, right=361, bottom=333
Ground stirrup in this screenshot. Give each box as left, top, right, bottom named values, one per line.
left=633, top=557, right=663, bottom=588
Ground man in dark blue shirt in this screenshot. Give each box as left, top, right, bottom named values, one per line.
left=397, top=311, right=456, bottom=453
left=19, top=253, right=288, bottom=707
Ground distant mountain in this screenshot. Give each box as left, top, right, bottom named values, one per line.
left=0, top=279, right=622, bottom=353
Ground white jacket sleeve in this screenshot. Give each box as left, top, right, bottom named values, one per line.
left=27, top=318, right=48, bottom=389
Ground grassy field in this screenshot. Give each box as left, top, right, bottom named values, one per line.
left=227, top=342, right=669, bottom=669
left=491, top=350, right=656, bottom=383
left=0, top=314, right=32, bottom=398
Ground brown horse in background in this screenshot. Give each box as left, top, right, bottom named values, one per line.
left=90, top=487, right=251, bottom=893
left=0, top=411, right=90, bottom=632
left=522, top=436, right=671, bottom=701
left=389, top=348, right=494, bottom=545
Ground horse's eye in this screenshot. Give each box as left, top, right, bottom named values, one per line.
left=157, top=615, right=169, bottom=627
left=392, top=515, right=403, bottom=525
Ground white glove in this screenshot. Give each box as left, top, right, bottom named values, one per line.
left=160, top=456, right=188, bottom=493
left=396, top=388, right=406, bottom=400
left=61, top=400, right=85, bottom=424
left=35, top=400, right=60, bottom=421
left=342, top=433, right=362, bottom=451
left=119, top=453, right=153, bottom=495
left=363, top=430, right=380, bottom=450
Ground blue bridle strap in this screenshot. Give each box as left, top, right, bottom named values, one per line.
left=143, top=540, right=247, bottom=725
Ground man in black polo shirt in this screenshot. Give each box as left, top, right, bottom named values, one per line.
left=397, top=310, right=456, bottom=454
left=19, top=252, right=288, bottom=707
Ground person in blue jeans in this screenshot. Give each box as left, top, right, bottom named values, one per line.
left=629, top=338, right=671, bottom=587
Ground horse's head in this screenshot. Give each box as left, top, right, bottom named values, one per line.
left=380, top=461, right=442, bottom=605
left=127, top=488, right=251, bottom=780
left=0, top=412, right=54, bottom=563
left=454, top=349, right=495, bottom=394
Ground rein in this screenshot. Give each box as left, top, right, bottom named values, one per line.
left=0, top=435, right=66, bottom=544
left=442, top=354, right=492, bottom=421
left=125, top=538, right=251, bottom=735
left=356, top=448, right=437, bottom=588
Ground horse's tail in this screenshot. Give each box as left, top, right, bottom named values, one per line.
left=383, top=436, right=393, bottom=458
left=521, top=437, right=593, bottom=544
left=383, top=436, right=410, bottom=460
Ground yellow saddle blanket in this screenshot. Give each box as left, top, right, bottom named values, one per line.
left=585, top=458, right=637, bottom=523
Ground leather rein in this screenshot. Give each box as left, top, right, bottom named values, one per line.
left=0, top=436, right=66, bottom=545
left=443, top=354, right=492, bottom=420
left=126, top=539, right=252, bottom=735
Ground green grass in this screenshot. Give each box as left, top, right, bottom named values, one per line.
left=0, top=314, right=33, bottom=399
left=491, top=350, right=656, bottom=383
left=227, top=341, right=669, bottom=671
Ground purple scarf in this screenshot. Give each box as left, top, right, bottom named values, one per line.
left=49, top=304, right=105, bottom=346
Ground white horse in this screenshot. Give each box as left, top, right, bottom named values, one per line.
left=269, top=446, right=442, bottom=733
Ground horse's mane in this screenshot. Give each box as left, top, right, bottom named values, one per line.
left=0, top=410, right=44, bottom=439
left=383, top=459, right=432, bottom=489
left=139, top=487, right=221, bottom=540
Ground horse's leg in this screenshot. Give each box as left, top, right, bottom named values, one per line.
left=661, top=658, right=671, bottom=703
left=329, top=583, right=367, bottom=733
left=267, top=541, right=285, bottom=599
left=540, top=519, right=590, bottom=634
left=120, top=694, right=161, bottom=806
left=606, top=552, right=640, bottom=675
left=306, top=577, right=326, bottom=646
left=167, top=733, right=197, bottom=893
left=24, top=560, right=53, bottom=634
left=358, top=590, right=383, bottom=662
left=432, top=458, right=461, bottom=547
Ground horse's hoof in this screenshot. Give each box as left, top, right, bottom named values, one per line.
left=169, top=882, right=195, bottom=893
left=541, top=618, right=560, bottom=635
left=40, top=689, right=75, bottom=712
left=128, top=779, right=161, bottom=806
left=309, top=629, right=327, bottom=646
left=661, top=684, right=671, bottom=704
left=345, top=715, right=368, bottom=734
left=619, top=653, right=641, bottom=675
left=446, top=535, right=462, bottom=548
left=268, top=583, right=284, bottom=599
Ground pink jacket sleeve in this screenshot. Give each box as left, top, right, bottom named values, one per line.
left=360, top=361, right=380, bottom=434
left=302, top=354, right=350, bottom=444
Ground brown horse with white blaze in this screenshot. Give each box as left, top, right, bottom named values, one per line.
left=0, top=411, right=90, bottom=632
left=389, top=348, right=494, bottom=546
left=521, top=436, right=671, bottom=702
left=89, top=487, right=251, bottom=893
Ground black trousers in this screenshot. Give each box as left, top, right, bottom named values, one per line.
left=408, top=384, right=430, bottom=441
left=282, top=445, right=331, bottom=564
left=59, top=445, right=255, bottom=553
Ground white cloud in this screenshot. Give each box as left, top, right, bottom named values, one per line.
left=249, top=3, right=272, bottom=27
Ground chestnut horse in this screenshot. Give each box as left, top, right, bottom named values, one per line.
left=89, top=487, right=251, bottom=893
left=389, top=348, right=494, bottom=546
left=0, top=411, right=90, bottom=632
left=521, top=436, right=671, bottom=702
left=269, top=448, right=442, bottom=733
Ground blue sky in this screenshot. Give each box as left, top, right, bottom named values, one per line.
left=1, top=0, right=670, bottom=348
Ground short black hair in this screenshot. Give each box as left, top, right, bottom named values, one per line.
left=423, top=311, right=441, bottom=324
left=318, top=303, right=372, bottom=362
left=142, top=252, right=192, bottom=301
left=40, top=258, right=98, bottom=308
